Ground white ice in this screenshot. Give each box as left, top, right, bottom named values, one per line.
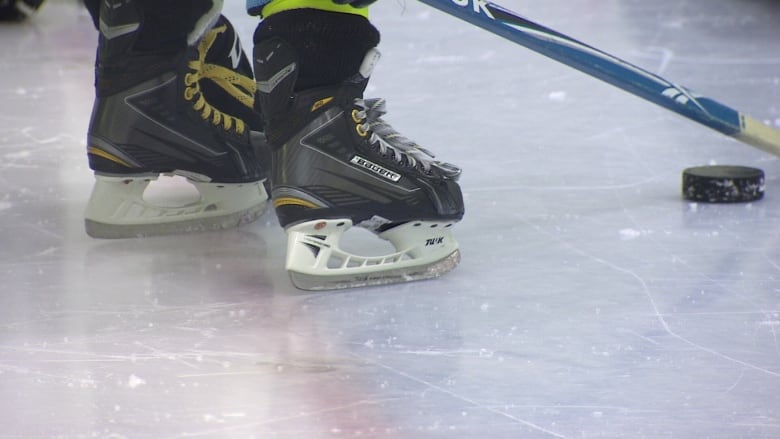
left=1, top=0, right=779, bottom=437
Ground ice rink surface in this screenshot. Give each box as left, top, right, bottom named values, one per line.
left=2, top=0, right=780, bottom=437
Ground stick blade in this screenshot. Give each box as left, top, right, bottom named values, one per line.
left=736, top=115, right=780, bottom=157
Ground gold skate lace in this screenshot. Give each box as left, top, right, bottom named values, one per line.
left=183, top=25, right=257, bottom=136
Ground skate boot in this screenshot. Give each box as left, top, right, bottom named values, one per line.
left=253, top=17, right=465, bottom=290
left=84, top=0, right=268, bottom=238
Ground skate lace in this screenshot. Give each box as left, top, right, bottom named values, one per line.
left=183, top=25, right=256, bottom=136
left=352, top=98, right=461, bottom=178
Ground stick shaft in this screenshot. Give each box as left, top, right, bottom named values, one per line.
left=417, top=0, right=780, bottom=156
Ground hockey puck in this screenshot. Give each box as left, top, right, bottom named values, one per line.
left=682, top=165, right=764, bottom=203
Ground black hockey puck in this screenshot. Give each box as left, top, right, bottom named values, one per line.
left=682, top=165, right=764, bottom=203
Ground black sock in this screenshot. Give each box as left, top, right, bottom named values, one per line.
left=253, top=9, right=380, bottom=91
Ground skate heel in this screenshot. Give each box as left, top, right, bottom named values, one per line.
left=285, top=219, right=460, bottom=290
left=84, top=173, right=268, bottom=238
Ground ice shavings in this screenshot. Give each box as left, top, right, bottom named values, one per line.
left=126, top=374, right=146, bottom=389
left=619, top=228, right=653, bottom=241
left=4, top=150, right=31, bottom=160
left=548, top=91, right=567, bottom=102
left=619, top=229, right=641, bottom=240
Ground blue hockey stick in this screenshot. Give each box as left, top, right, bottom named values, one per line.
left=417, top=0, right=780, bottom=157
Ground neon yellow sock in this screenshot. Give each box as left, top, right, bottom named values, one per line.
left=261, top=0, right=368, bottom=18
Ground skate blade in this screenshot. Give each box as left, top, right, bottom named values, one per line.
left=284, top=219, right=461, bottom=291
left=84, top=203, right=267, bottom=238
left=289, top=249, right=461, bottom=291
left=84, top=175, right=268, bottom=239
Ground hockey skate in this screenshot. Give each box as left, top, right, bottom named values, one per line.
left=254, top=37, right=465, bottom=290
left=84, top=2, right=268, bottom=238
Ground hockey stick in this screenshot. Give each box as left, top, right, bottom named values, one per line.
left=417, top=0, right=780, bottom=157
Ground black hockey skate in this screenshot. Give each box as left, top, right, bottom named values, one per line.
left=84, top=1, right=268, bottom=238
left=254, top=37, right=464, bottom=290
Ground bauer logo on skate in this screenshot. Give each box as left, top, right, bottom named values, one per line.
left=350, top=156, right=402, bottom=182
left=450, top=0, right=495, bottom=19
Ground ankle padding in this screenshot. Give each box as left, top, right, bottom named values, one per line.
left=253, top=8, right=379, bottom=91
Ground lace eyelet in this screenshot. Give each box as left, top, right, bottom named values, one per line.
left=351, top=109, right=363, bottom=124
left=356, top=124, right=368, bottom=137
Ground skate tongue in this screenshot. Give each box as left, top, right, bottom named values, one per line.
left=358, top=48, right=381, bottom=80
left=343, top=48, right=380, bottom=92
left=187, top=1, right=224, bottom=46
